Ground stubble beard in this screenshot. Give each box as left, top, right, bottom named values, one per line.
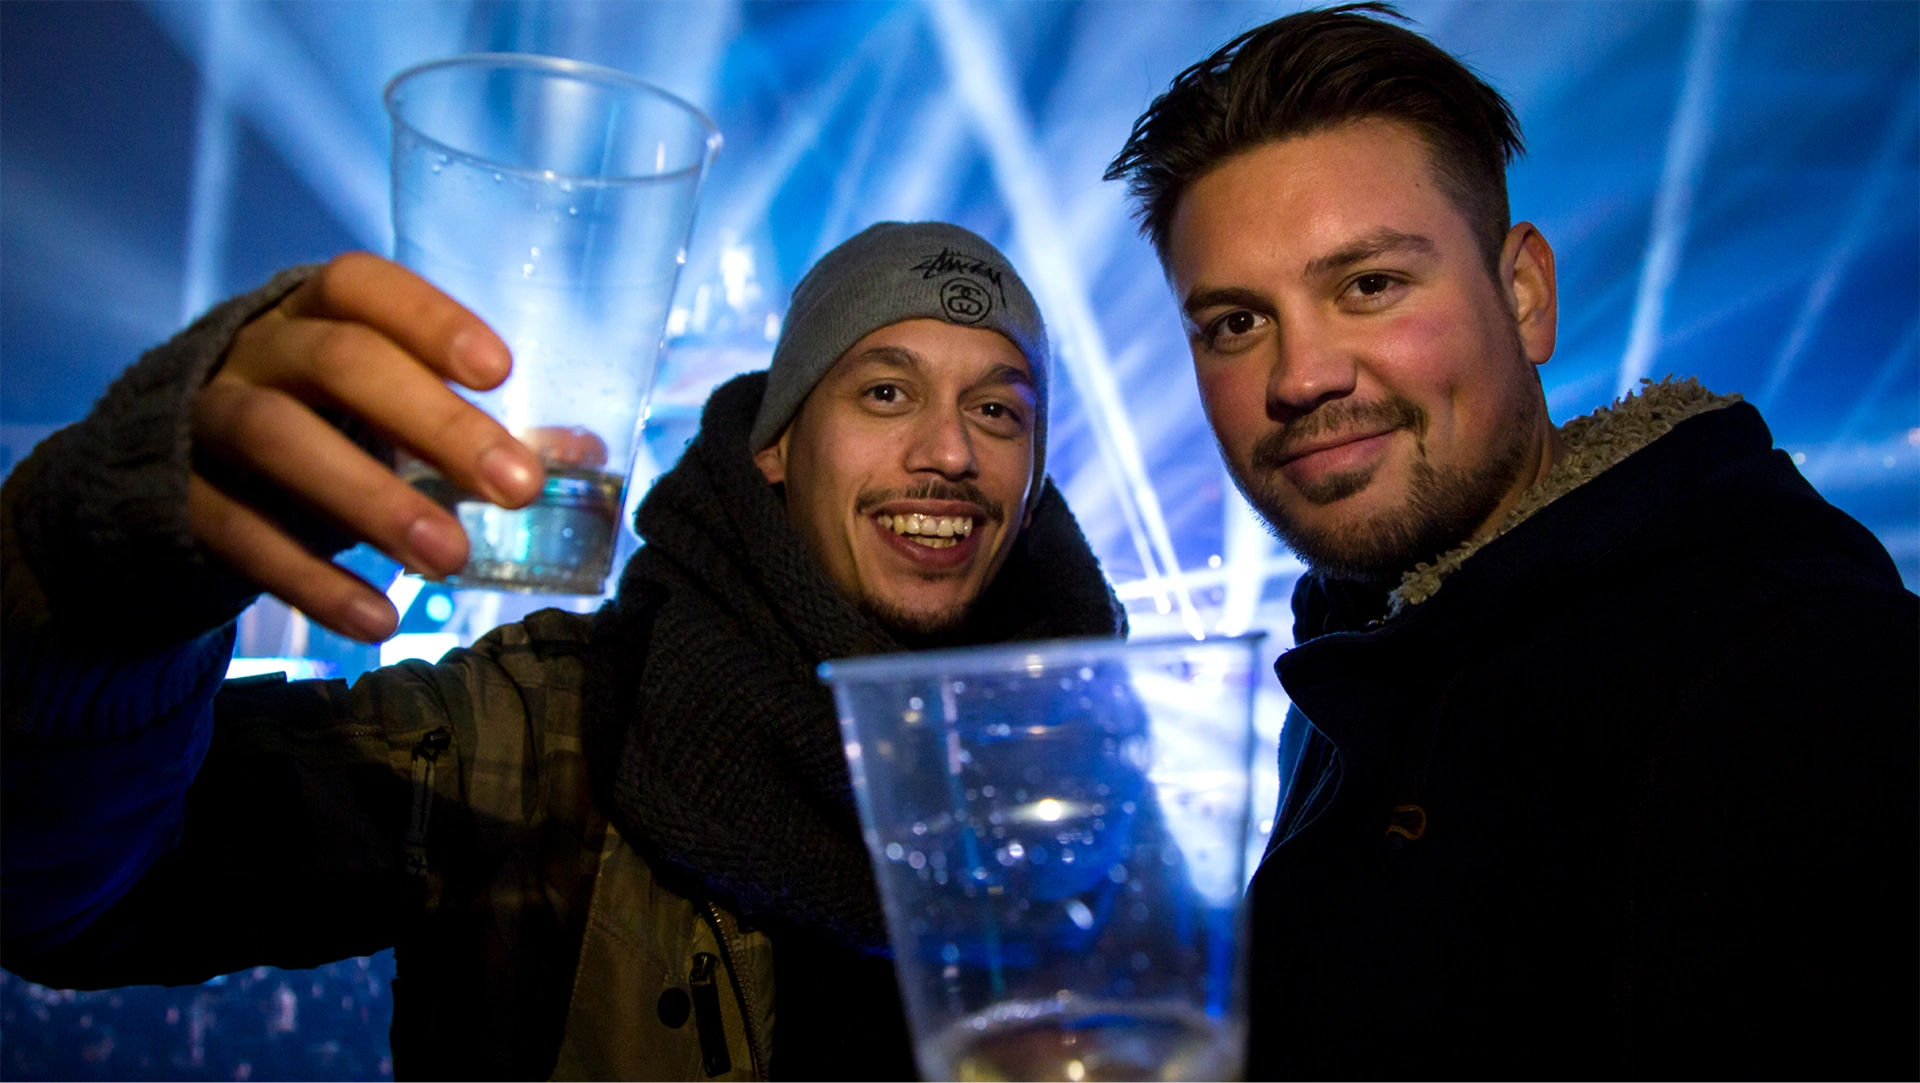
left=859, top=593, right=974, bottom=644
left=1231, top=388, right=1542, bottom=586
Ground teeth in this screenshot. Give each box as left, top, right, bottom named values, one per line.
left=876, top=513, right=975, bottom=540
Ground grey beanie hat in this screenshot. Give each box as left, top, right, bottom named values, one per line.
left=749, top=221, right=1052, bottom=517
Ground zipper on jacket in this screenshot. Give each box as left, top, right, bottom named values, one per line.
left=403, top=728, right=451, bottom=881
left=700, top=900, right=767, bottom=1080
left=689, top=952, right=733, bottom=1077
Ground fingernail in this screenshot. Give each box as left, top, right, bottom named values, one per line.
left=449, top=328, right=510, bottom=384
left=345, top=597, right=396, bottom=642
left=479, top=444, right=541, bottom=503
left=407, top=515, right=467, bottom=572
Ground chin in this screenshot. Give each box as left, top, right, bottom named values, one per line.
left=860, top=591, right=974, bottom=641
left=1251, top=450, right=1525, bottom=583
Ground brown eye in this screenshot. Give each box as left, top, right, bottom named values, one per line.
left=1203, top=309, right=1268, bottom=349
left=976, top=400, right=1025, bottom=430
left=1354, top=273, right=1394, bottom=296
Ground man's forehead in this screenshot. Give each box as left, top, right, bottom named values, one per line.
left=833, top=321, right=1034, bottom=386
left=1166, top=119, right=1462, bottom=273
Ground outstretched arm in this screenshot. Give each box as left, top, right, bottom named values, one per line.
left=2, top=254, right=540, bottom=961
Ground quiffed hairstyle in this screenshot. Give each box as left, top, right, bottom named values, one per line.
left=1105, top=3, right=1524, bottom=274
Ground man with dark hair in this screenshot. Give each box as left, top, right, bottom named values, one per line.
left=1108, top=4, right=1916, bottom=1077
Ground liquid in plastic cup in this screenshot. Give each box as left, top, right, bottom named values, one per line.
left=820, top=635, right=1266, bottom=1082
left=383, top=54, right=720, bottom=594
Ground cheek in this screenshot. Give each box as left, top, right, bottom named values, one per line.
left=978, top=440, right=1036, bottom=512
left=787, top=438, right=864, bottom=535
left=1369, top=309, right=1470, bottom=394
left=1370, top=310, right=1486, bottom=423
left=1369, top=305, right=1522, bottom=458
left=1194, top=361, right=1268, bottom=453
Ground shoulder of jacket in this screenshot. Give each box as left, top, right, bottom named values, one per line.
left=347, top=609, right=599, bottom=805
left=467, top=606, right=594, bottom=654
left=444, top=607, right=597, bottom=694
left=1, top=445, right=54, bottom=637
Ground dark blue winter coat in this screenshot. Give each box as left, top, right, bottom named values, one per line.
left=1248, top=390, right=1918, bottom=1079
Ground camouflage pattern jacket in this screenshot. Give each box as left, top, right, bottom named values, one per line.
left=6, top=592, right=776, bottom=1079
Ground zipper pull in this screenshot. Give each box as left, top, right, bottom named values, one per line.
left=403, top=728, right=451, bottom=881
left=689, top=952, right=733, bottom=1077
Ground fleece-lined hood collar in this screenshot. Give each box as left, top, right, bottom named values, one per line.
left=1386, top=378, right=1742, bottom=617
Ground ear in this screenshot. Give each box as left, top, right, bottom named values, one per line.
left=1500, top=222, right=1558, bottom=366
left=753, top=429, right=790, bottom=485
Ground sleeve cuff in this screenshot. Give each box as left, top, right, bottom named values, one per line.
left=8, top=265, right=392, bottom=647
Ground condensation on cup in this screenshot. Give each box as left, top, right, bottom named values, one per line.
left=384, top=53, right=720, bottom=595
left=821, top=635, right=1266, bottom=1081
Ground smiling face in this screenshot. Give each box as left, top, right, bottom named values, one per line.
left=754, top=318, right=1038, bottom=635
left=1167, top=118, right=1564, bottom=582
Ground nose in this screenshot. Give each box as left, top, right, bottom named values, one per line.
left=904, top=405, right=978, bottom=480
left=1267, top=312, right=1358, bottom=421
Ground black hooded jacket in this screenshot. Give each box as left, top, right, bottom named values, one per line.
left=1246, top=393, right=1918, bottom=1078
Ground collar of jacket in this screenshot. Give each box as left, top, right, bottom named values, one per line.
left=1391, top=377, right=1743, bottom=616
left=1276, top=380, right=1757, bottom=776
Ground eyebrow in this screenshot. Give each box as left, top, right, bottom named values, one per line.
left=845, top=345, right=924, bottom=373
left=1182, top=286, right=1272, bottom=321
left=1181, top=228, right=1439, bottom=322
left=844, top=347, right=1036, bottom=392
left=1301, top=227, right=1436, bottom=280
left=980, top=362, right=1037, bottom=393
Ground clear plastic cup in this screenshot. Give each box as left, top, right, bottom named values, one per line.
left=384, top=54, right=720, bottom=594
left=820, top=635, right=1266, bottom=1082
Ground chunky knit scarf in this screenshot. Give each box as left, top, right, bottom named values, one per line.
left=583, top=372, right=1125, bottom=952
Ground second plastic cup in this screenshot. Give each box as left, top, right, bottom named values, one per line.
left=384, top=53, right=720, bottom=594
left=821, top=635, right=1265, bottom=1081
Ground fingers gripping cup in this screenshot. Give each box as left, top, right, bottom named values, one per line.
left=384, top=54, right=720, bottom=594
left=821, top=636, right=1265, bottom=1081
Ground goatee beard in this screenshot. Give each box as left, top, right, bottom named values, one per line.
left=1231, top=392, right=1540, bottom=585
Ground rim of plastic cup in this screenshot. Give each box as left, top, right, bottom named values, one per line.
left=382, top=52, right=722, bottom=187
left=816, top=632, right=1269, bottom=686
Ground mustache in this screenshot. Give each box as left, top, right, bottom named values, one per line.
left=855, top=479, right=1007, bottom=523
left=1249, top=396, right=1427, bottom=470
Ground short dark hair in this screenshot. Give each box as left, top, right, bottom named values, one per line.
left=1105, top=3, right=1524, bottom=274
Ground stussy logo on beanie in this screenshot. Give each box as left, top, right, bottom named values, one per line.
left=911, top=248, right=1006, bottom=326
left=937, top=278, right=991, bottom=324
left=911, top=249, right=1007, bottom=297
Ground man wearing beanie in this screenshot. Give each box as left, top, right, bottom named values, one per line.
left=1, top=223, right=1125, bottom=1079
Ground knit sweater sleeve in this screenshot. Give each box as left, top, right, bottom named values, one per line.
left=0, top=264, right=383, bottom=955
